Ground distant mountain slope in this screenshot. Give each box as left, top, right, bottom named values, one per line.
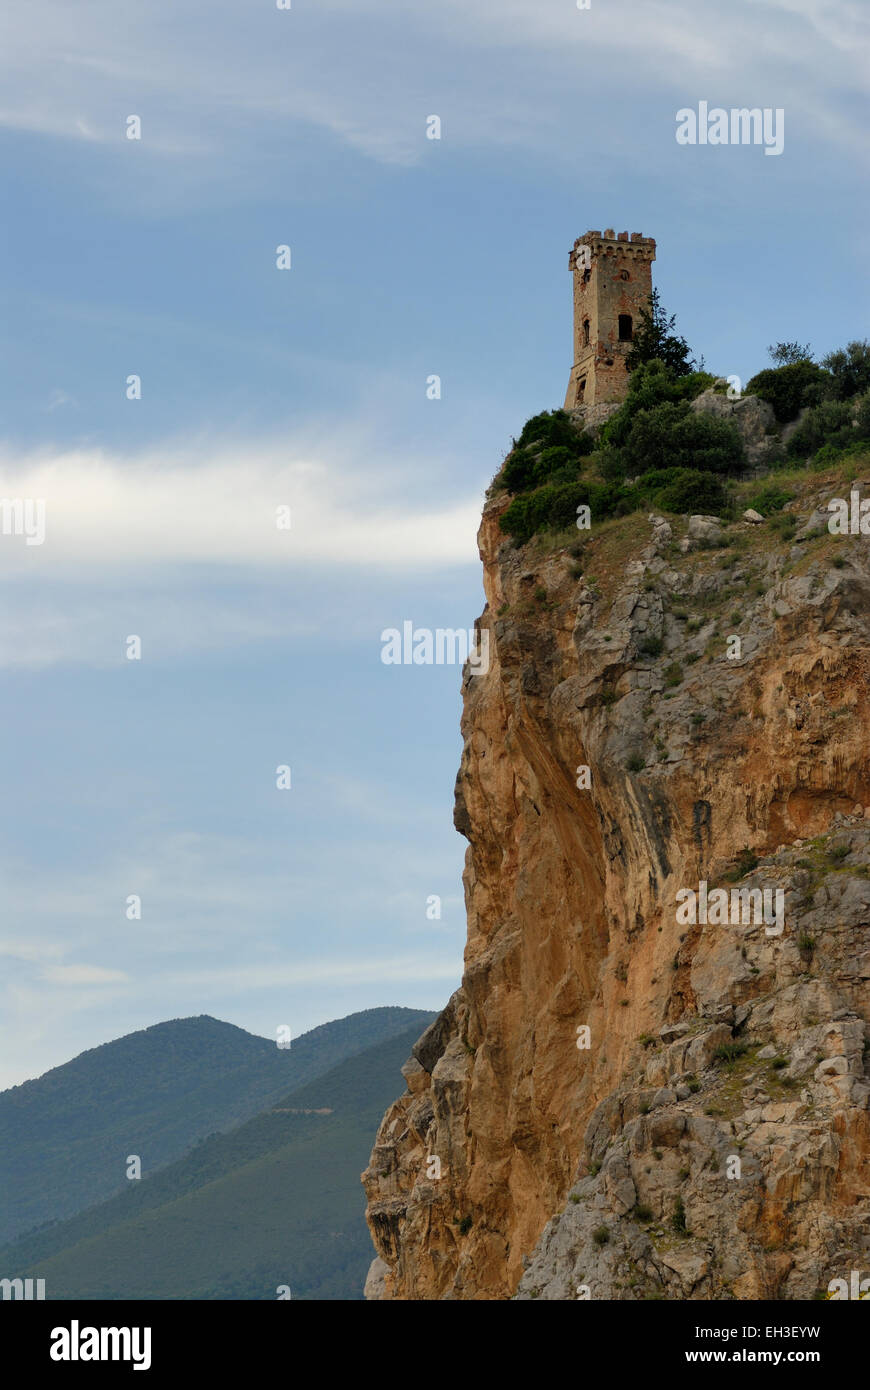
left=0, top=1007, right=434, bottom=1245
left=0, top=1023, right=427, bottom=1300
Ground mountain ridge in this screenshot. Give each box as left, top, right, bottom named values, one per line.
left=0, top=1006, right=435, bottom=1245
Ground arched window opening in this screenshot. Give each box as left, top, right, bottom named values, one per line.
left=582, top=318, right=590, bottom=347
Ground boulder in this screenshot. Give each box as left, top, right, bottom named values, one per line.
left=364, top=1257, right=391, bottom=1300
left=686, top=514, right=723, bottom=547
left=690, top=389, right=777, bottom=464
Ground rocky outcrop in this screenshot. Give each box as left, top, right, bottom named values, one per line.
left=568, top=402, right=621, bottom=434
left=517, top=828, right=870, bottom=1300
left=690, top=387, right=778, bottom=465
left=363, top=472, right=870, bottom=1300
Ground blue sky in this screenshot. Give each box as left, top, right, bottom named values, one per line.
left=0, top=0, right=867, bottom=1086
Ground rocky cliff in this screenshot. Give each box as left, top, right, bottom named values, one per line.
left=362, top=463, right=870, bottom=1300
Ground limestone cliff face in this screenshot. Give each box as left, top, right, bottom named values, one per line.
left=363, top=471, right=870, bottom=1300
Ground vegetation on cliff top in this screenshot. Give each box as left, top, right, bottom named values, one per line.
left=496, top=333, right=870, bottom=545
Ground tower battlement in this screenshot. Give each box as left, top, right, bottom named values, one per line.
left=564, top=228, right=656, bottom=409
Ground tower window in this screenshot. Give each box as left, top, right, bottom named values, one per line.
left=575, top=376, right=587, bottom=404
left=618, top=314, right=633, bottom=341
left=582, top=318, right=590, bottom=346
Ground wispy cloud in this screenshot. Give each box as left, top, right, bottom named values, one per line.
left=42, top=964, right=131, bottom=986
left=1, top=0, right=865, bottom=179
left=0, top=436, right=482, bottom=576
left=0, top=939, right=65, bottom=964
left=173, top=954, right=461, bottom=992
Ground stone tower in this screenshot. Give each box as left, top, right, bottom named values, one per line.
left=564, top=228, right=656, bottom=410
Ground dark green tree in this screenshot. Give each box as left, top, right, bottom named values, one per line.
left=745, top=361, right=829, bottom=422
left=625, top=289, right=700, bottom=377
left=820, top=340, right=870, bottom=401
left=767, top=341, right=813, bottom=366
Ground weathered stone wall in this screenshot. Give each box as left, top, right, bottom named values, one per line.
left=564, top=229, right=656, bottom=409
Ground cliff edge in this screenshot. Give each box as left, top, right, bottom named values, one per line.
left=363, top=464, right=870, bottom=1300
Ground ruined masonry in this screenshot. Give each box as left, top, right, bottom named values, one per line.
left=564, top=228, right=656, bottom=409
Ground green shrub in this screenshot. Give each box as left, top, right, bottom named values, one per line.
left=786, top=398, right=858, bottom=458
left=638, top=635, right=663, bottom=657
left=653, top=469, right=730, bottom=514
left=723, top=847, right=759, bottom=881
left=672, top=1197, right=688, bottom=1234
left=501, top=412, right=597, bottom=494
left=592, top=1225, right=610, bottom=1246
left=745, top=482, right=793, bottom=516
left=533, top=444, right=579, bottom=481
left=768, top=511, right=797, bottom=538
left=820, top=340, right=870, bottom=401
left=602, top=360, right=715, bottom=450
left=620, top=402, right=744, bottom=476
left=516, top=409, right=595, bottom=454
left=498, top=478, right=634, bottom=543
left=501, top=445, right=539, bottom=493
left=745, top=360, right=829, bottom=422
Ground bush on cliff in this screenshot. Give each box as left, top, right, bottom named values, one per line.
left=744, top=360, right=828, bottom=422
left=497, top=366, right=740, bottom=543
left=499, top=478, right=634, bottom=544
left=820, top=340, right=870, bottom=402
left=786, top=390, right=870, bottom=462
left=634, top=467, right=729, bottom=514
left=516, top=408, right=596, bottom=454
left=598, top=362, right=742, bottom=479
left=601, top=360, right=715, bottom=450
left=499, top=411, right=596, bottom=494
left=618, top=401, right=744, bottom=476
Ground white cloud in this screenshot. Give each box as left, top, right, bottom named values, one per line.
left=173, top=954, right=461, bottom=992
left=1, top=0, right=865, bottom=179
left=0, top=939, right=65, bottom=963
left=0, top=437, right=482, bottom=576
left=42, top=964, right=131, bottom=986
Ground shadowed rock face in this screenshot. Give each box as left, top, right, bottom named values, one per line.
left=363, top=476, right=870, bottom=1301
